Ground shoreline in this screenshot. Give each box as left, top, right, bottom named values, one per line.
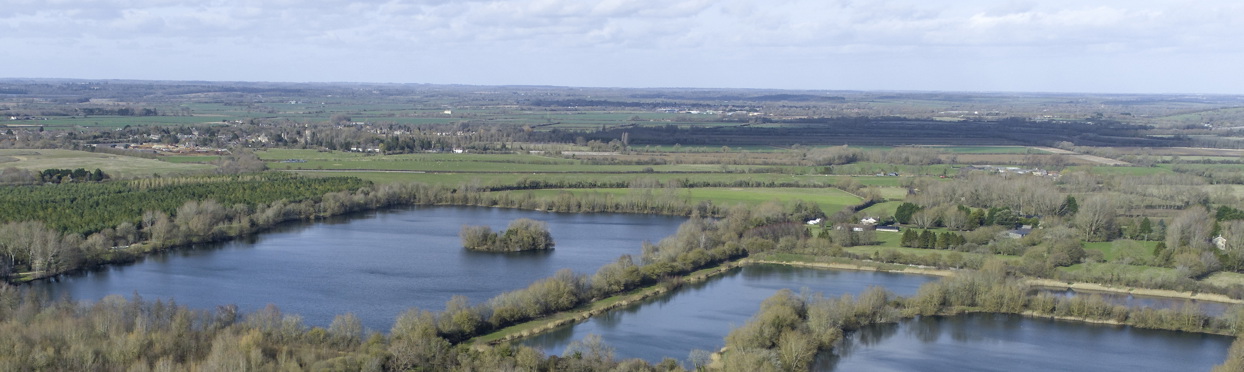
left=743, top=258, right=958, bottom=277
left=472, top=260, right=745, bottom=346
left=1025, top=278, right=1244, bottom=305
left=751, top=255, right=1244, bottom=306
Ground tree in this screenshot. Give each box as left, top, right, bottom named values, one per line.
left=1074, top=196, right=1117, bottom=241
left=911, top=209, right=938, bottom=229
left=900, top=229, right=918, bottom=247
left=894, top=203, right=920, bottom=224
left=919, top=230, right=935, bottom=249
left=1218, top=221, right=1244, bottom=271
left=1137, top=217, right=1154, bottom=241
left=1166, top=207, right=1214, bottom=251
left=1059, top=195, right=1079, bottom=216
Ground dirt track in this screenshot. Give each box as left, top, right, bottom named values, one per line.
left=1033, top=147, right=1132, bottom=166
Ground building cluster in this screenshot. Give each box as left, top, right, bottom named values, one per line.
left=960, top=165, right=1058, bottom=177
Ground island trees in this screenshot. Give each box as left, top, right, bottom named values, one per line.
left=460, top=218, right=554, bottom=252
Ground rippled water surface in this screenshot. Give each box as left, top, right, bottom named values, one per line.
left=31, top=206, right=685, bottom=330
left=818, top=313, right=1233, bottom=372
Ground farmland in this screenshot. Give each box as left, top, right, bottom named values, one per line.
left=5, top=80, right=1244, bottom=371
left=0, top=149, right=214, bottom=178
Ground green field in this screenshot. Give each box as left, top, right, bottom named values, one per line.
left=0, top=149, right=215, bottom=178
left=160, top=155, right=222, bottom=163
left=1059, top=262, right=1180, bottom=278
left=1204, top=271, right=1244, bottom=288
left=1083, top=240, right=1159, bottom=261
left=516, top=187, right=862, bottom=212
left=844, top=236, right=1023, bottom=263
left=1078, top=166, right=1174, bottom=176
left=926, top=146, right=1048, bottom=154
left=859, top=201, right=902, bottom=218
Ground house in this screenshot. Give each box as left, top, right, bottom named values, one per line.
left=806, top=218, right=823, bottom=225
left=835, top=224, right=873, bottom=232
left=875, top=225, right=900, bottom=232
left=1005, top=227, right=1033, bottom=239
left=860, top=217, right=878, bottom=225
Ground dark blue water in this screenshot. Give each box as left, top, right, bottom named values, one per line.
left=30, top=206, right=685, bottom=331
left=521, top=264, right=941, bottom=362
left=819, top=313, right=1234, bottom=372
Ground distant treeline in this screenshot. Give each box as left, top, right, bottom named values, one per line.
left=78, top=107, right=160, bottom=116
left=0, top=168, right=110, bottom=185
left=38, top=168, right=109, bottom=183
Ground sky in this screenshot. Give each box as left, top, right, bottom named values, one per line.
left=4, top=0, right=1242, bottom=94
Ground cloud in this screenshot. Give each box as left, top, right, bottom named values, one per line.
left=2, top=0, right=1241, bottom=93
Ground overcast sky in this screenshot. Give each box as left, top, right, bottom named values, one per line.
left=4, top=0, right=1241, bottom=94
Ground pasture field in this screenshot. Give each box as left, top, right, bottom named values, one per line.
left=21, top=116, right=233, bottom=128
left=514, top=187, right=862, bottom=213
left=277, top=158, right=727, bottom=173
left=0, top=149, right=214, bottom=178
left=292, top=170, right=846, bottom=187
left=859, top=201, right=902, bottom=219
left=827, top=162, right=958, bottom=176
left=876, top=187, right=909, bottom=200
left=1078, top=166, right=1174, bottom=176
left=1083, top=240, right=1159, bottom=261
left=925, top=146, right=1048, bottom=154
left=160, top=155, right=222, bottom=163
left=1160, top=163, right=1244, bottom=171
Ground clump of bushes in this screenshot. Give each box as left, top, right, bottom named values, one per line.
left=460, top=218, right=554, bottom=252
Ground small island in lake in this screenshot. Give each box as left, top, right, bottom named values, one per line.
left=460, top=218, right=555, bottom=252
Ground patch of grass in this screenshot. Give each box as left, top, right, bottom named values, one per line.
left=291, top=171, right=857, bottom=189
left=859, top=201, right=901, bottom=218
left=1079, top=166, right=1173, bottom=176
left=851, top=176, right=906, bottom=187
left=519, top=187, right=863, bottom=213
left=1059, top=262, right=1180, bottom=278
left=1204, top=271, right=1244, bottom=288
left=876, top=187, right=909, bottom=200
left=932, top=146, right=1048, bottom=154
left=160, top=155, right=221, bottom=164
left=844, top=245, right=1021, bottom=262
left=1083, top=240, right=1159, bottom=261
left=0, top=149, right=215, bottom=178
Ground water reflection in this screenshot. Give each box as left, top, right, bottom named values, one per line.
left=1037, top=288, right=1233, bottom=316
left=520, top=264, right=940, bottom=362
left=818, top=313, right=1233, bottom=372
left=28, top=206, right=686, bottom=331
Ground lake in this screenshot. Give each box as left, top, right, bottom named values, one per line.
left=818, top=313, right=1233, bottom=372
left=30, top=206, right=685, bottom=331
left=28, top=206, right=1235, bottom=370
left=521, top=263, right=941, bottom=362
